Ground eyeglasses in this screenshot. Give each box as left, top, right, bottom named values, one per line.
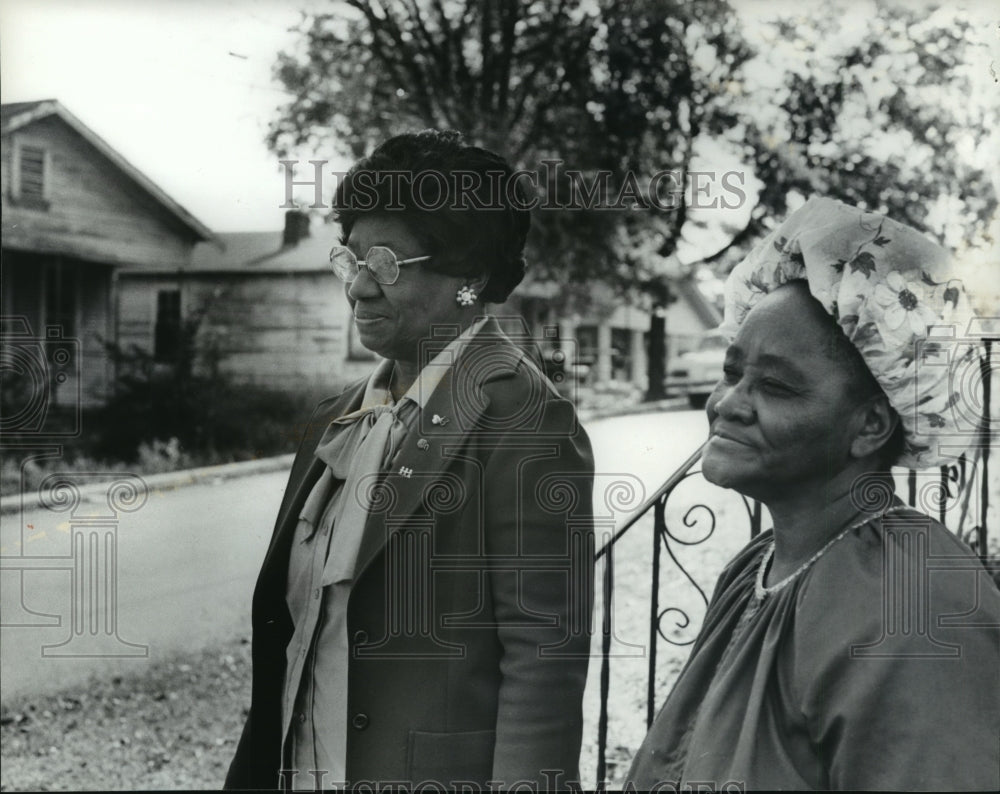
left=329, top=245, right=430, bottom=286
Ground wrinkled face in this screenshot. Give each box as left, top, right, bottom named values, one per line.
left=344, top=214, right=468, bottom=364
left=701, top=283, right=867, bottom=504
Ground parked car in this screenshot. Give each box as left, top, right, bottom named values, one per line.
left=667, top=330, right=728, bottom=408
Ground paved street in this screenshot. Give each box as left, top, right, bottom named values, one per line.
left=0, top=410, right=710, bottom=701
left=0, top=469, right=286, bottom=700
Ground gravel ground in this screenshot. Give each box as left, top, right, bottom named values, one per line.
left=1, top=639, right=252, bottom=791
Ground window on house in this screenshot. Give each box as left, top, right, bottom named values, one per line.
left=576, top=325, right=598, bottom=367
left=13, top=143, right=49, bottom=206
left=19, top=146, right=46, bottom=198
left=611, top=327, right=632, bottom=380
left=154, top=290, right=182, bottom=363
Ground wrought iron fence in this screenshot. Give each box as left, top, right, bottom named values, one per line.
left=592, top=337, right=996, bottom=786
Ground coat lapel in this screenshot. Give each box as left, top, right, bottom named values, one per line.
left=352, top=326, right=523, bottom=581
left=261, top=318, right=531, bottom=587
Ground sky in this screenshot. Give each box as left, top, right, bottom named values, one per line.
left=0, top=0, right=336, bottom=232
left=0, top=0, right=770, bottom=240
left=1, top=0, right=996, bottom=255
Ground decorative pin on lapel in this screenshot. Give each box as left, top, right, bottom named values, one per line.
left=431, top=414, right=449, bottom=426
left=399, top=466, right=413, bottom=478
left=417, top=438, right=430, bottom=451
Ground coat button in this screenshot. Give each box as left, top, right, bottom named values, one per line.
left=353, top=630, right=368, bottom=645
left=297, top=712, right=306, bottom=724
left=351, top=713, right=369, bottom=731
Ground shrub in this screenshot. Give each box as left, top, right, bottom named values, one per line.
left=93, top=310, right=339, bottom=466
left=95, top=351, right=329, bottom=464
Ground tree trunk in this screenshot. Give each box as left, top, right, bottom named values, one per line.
left=644, top=310, right=666, bottom=401
left=644, top=278, right=670, bottom=403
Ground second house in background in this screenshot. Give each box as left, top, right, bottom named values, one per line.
left=119, top=209, right=724, bottom=399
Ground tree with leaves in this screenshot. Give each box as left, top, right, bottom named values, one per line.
left=725, top=2, right=998, bottom=265
left=267, top=0, right=753, bottom=399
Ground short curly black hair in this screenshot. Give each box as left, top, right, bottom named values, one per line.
left=333, top=130, right=531, bottom=304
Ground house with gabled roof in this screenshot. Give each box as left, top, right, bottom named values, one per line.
left=149, top=211, right=725, bottom=398
left=2, top=98, right=723, bottom=427
left=1, top=99, right=215, bottom=409
left=117, top=210, right=376, bottom=395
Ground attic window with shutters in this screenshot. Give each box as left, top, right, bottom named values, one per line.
left=12, top=141, right=50, bottom=209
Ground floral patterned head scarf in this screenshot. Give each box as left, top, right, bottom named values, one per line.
left=720, top=196, right=979, bottom=469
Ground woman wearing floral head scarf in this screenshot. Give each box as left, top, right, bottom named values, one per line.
left=626, top=197, right=999, bottom=791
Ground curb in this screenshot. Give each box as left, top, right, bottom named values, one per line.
left=0, top=454, right=295, bottom=515
left=0, top=401, right=691, bottom=516
left=578, top=396, right=690, bottom=424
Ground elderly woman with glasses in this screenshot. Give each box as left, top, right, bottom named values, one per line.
left=226, top=130, right=594, bottom=791
left=627, top=198, right=1000, bottom=791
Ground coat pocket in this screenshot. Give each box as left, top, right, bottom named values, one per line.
left=406, top=728, right=496, bottom=787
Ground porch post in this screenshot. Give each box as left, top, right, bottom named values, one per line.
left=630, top=328, right=646, bottom=387
left=596, top=323, right=612, bottom=383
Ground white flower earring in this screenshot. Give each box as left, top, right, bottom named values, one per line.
left=456, top=285, right=478, bottom=306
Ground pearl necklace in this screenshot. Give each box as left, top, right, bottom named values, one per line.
left=754, top=506, right=904, bottom=601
